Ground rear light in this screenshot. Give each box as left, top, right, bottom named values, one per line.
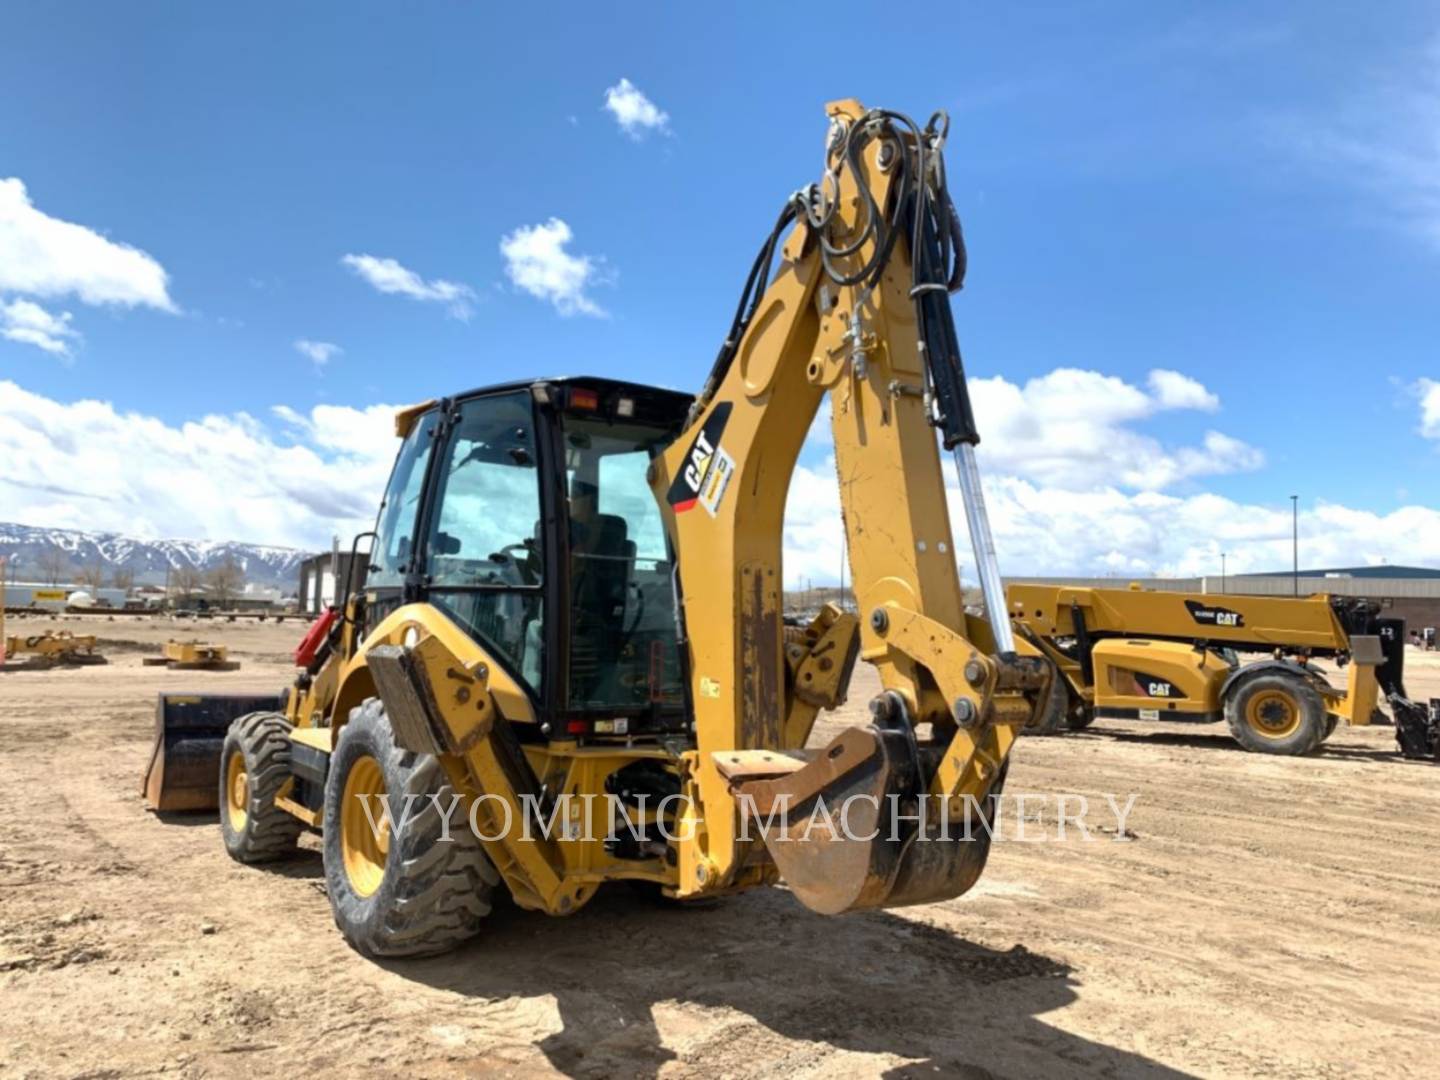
left=568, top=388, right=599, bottom=411
left=565, top=719, right=589, bottom=735
left=616, top=397, right=635, bottom=417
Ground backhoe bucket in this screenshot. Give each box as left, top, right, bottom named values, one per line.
left=730, top=721, right=1003, bottom=915
left=141, top=692, right=286, bottom=812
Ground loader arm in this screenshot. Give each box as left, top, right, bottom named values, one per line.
left=652, top=100, right=1051, bottom=911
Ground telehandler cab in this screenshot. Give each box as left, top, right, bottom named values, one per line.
left=1008, top=583, right=1439, bottom=760
left=142, top=99, right=1057, bottom=956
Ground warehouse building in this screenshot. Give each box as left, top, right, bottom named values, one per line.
left=297, top=551, right=365, bottom=615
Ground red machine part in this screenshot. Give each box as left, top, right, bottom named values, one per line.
left=294, top=607, right=339, bottom=668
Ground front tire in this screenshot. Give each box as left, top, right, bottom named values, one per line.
left=323, top=698, right=499, bottom=958
left=220, top=712, right=304, bottom=863
left=1225, top=673, right=1327, bottom=755
left=1022, top=677, right=1070, bottom=736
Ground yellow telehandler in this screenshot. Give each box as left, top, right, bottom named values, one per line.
left=1007, top=583, right=1438, bottom=759
left=142, top=99, right=1058, bottom=956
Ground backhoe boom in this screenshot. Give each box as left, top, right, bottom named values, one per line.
left=652, top=100, right=1051, bottom=910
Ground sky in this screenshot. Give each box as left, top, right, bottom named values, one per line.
left=2, top=2, right=1438, bottom=584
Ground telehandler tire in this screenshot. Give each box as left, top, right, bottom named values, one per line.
left=220, top=712, right=304, bottom=863
left=1022, top=677, right=1069, bottom=736
left=322, top=698, right=499, bottom=958
left=1224, top=673, right=1327, bottom=756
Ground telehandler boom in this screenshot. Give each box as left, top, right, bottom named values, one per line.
left=1007, top=583, right=1439, bottom=759
left=142, top=99, right=1056, bottom=956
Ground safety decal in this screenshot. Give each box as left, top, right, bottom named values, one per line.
left=1184, top=599, right=1245, bottom=629
left=699, top=446, right=735, bottom=516
left=666, top=402, right=733, bottom=514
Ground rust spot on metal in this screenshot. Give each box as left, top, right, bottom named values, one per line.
left=740, top=562, right=782, bottom=749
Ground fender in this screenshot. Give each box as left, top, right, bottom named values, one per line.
left=1218, top=658, right=1333, bottom=703
left=330, top=603, right=536, bottom=740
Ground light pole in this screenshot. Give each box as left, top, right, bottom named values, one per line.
left=1221, top=551, right=1227, bottom=594
left=1290, top=494, right=1299, bottom=597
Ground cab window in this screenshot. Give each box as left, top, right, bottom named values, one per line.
left=369, top=412, right=436, bottom=589
left=561, top=414, right=683, bottom=710
left=425, top=393, right=544, bottom=691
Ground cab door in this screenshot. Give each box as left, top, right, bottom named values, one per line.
left=418, top=392, right=548, bottom=701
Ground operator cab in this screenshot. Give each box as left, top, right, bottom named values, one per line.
left=361, top=377, right=695, bottom=741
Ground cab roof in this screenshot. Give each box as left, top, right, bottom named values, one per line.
left=394, top=376, right=693, bottom=438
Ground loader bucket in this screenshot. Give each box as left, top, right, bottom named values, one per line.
left=141, top=691, right=286, bottom=812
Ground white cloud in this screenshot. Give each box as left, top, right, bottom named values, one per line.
left=968, top=366, right=1258, bottom=489
left=0, top=366, right=1429, bottom=584
left=0, top=379, right=398, bottom=549
left=341, top=254, right=475, bottom=320
left=294, top=338, right=342, bottom=369
left=783, top=457, right=1440, bottom=586
left=603, top=78, right=670, bottom=139
left=500, top=219, right=607, bottom=317
left=1417, top=377, right=1440, bottom=439
left=0, top=178, right=175, bottom=311
left=1147, top=368, right=1219, bottom=411
left=1, top=298, right=81, bottom=358
left=780, top=363, right=1370, bottom=585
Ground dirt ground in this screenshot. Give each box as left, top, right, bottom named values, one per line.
left=2, top=613, right=1438, bottom=1079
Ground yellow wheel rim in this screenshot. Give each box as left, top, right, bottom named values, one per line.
left=1246, top=689, right=1301, bottom=739
left=225, top=749, right=249, bottom=831
left=340, top=754, right=389, bottom=898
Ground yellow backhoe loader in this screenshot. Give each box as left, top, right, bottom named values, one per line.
left=142, top=99, right=1058, bottom=957
left=1007, top=583, right=1439, bottom=759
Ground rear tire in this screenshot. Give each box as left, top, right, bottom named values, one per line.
left=220, top=712, right=304, bottom=863
left=1224, top=673, right=1327, bottom=755
left=323, top=698, right=499, bottom=958
left=1021, top=677, right=1069, bottom=736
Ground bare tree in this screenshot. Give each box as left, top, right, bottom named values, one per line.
left=171, top=565, right=204, bottom=598
left=75, top=562, right=107, bottom=592
left=206, top=557, right=245, bottom=608
left=111, top=568, right=135, bottom=593
left=38, top=549, right=67, bottom=586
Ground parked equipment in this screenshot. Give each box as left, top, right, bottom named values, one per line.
left=141, top=99, right=1058, bottom=957
left=0, top=631, right=106, bottom=669
left=142, top=640, right=240, bottom=671
left=1008, top=583, right=1438, bottom=760
left=1, top=598, right=106, bottom=670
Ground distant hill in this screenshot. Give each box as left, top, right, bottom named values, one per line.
left=0, top=522, right=310, bottom=591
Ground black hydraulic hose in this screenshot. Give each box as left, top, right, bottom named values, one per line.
left=692, top=201, right=798, bottom=419
left=696, top=107, right=973, bottom=438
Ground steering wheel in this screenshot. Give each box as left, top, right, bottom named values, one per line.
left=493, top=540, right=540, bottom=586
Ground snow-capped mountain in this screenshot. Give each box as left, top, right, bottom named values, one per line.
left=0, top=522, right=311, bottom=590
